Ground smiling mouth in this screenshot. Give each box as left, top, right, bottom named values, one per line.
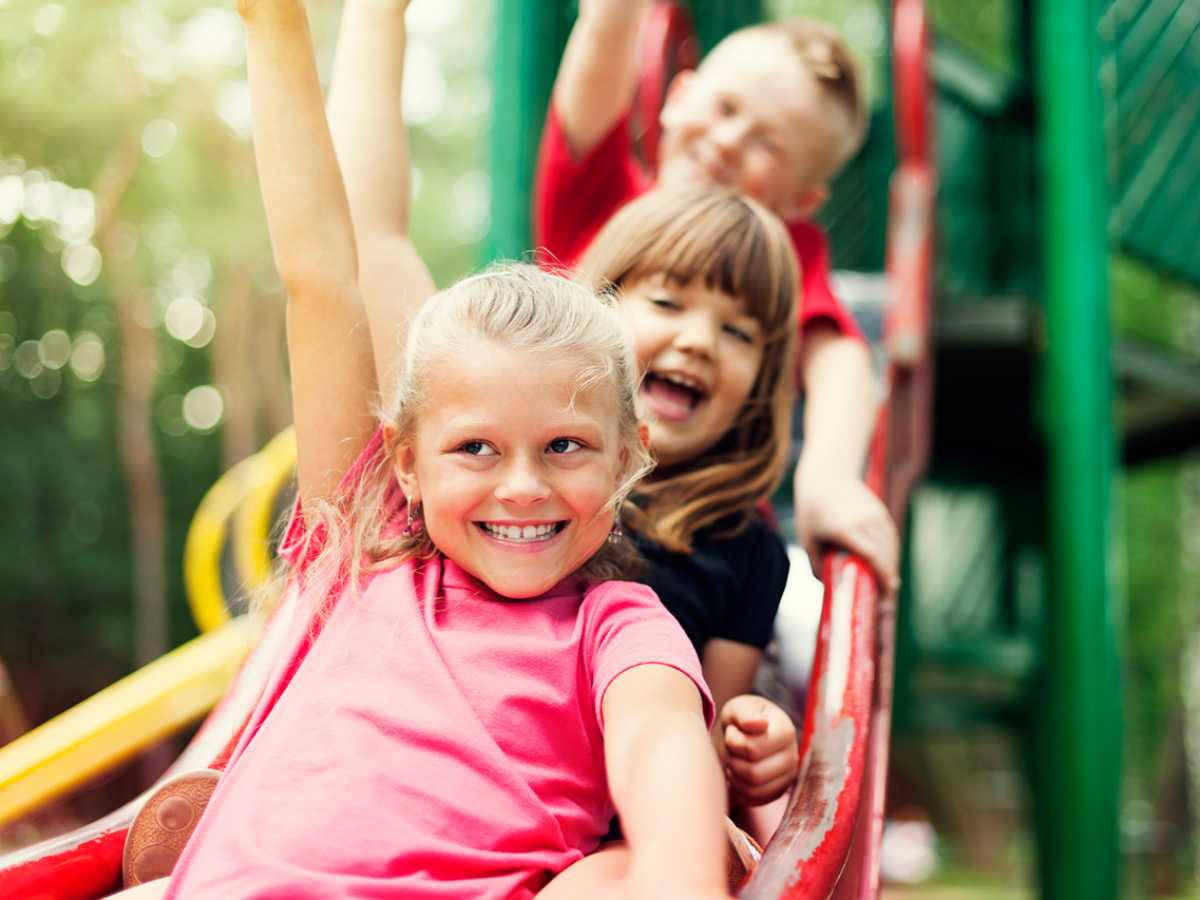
left=642, top=373, right=708, bottom=422
left=476, top=522, right=568, bottom=544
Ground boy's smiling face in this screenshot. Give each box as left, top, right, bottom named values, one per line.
left=656, top=32, right=842, bottom=221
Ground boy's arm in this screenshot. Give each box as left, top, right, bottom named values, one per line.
left=794, top=324, right=900, bottom=591
left=326, top=0, right=435, bottom=394
left=239, top=0, right=377, bottom=504
left=552, top=0, right=652, bottom=157
left=602, top=664, right=732, bottom=900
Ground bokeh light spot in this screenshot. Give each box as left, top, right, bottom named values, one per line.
left=70, top=332, right=106, bottom=382
left=31, top=367, right=62, bottom=399
left=157, top=393, right=187, bottom=437
left=62, top=244, right=102, bottom=286
left=184, top=308, right=217, bottom=349
left=142, top=118, right=178, bottom=159
left=33, top=3, right=66, bottom=36
left=164, top=295, right=205, bottom=342
left=39, top=329, right=71, bottom=369
left=0, top=175, right=24, bottom=224
left=183, top=385, right=223, bottom=431
left=15, top=340, right=43, bottom=379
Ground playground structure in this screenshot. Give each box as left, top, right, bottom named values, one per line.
left=1, top=0, right=1198, bottom=896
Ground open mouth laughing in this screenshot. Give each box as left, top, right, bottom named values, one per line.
left=641, top=370, right=709, bottom=422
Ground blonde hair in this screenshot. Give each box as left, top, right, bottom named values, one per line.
left=279, top=264, right=653, bottom=612
left=713, top=18, right=868, bottom=182
left=576, top=185, right=798, bottom=552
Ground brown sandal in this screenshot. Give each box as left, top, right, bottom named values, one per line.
left=122, top=769, right=220, bottom=887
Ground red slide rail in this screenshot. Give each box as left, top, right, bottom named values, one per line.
left=741, top=0, right=934, bottom=895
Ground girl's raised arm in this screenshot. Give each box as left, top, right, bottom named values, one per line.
left=239, top=0, right=377, bottom=504
left=327, top=0, right=435, bottom=395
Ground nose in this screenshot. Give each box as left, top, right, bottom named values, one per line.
left=673, top=311, right=719, bottom=359
left=494, top=453, right=551, bottom=506
left=711, top=116, right=746, bottom=157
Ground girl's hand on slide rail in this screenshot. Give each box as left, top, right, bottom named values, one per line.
left=794, top=470, right=900, bottom=594
left=719, top=695, right=799, bottom=807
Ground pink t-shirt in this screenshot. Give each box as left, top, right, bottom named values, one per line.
left=165, top=435, right=712, bottom=899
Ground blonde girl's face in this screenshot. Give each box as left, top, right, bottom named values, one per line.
left=394, top=339, right=625, bottom=599
left=619, top=276, right=764, bottom=468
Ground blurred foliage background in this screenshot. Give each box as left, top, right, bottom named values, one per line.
left=1, top=0, right=1198, bottom=894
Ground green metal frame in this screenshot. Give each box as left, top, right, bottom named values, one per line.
left=1031, top=0, right=1121, bottom=895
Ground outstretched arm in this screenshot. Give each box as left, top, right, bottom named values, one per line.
left=794, top=324, right=900, bottom=592
left=552, top=0, right=652, bottom=157
left=239, top=0, right=377, bottom=504
left=326, top=0, right=435, bottom=394
left=602, top=664, right=732, bottom=900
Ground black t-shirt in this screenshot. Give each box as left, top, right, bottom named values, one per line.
left=633, top=514, right=790, bottom=657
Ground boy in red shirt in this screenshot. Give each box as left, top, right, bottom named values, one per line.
left=535, top=3, right=899, bottom=590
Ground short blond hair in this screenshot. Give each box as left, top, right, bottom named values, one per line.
left=712, top=18, right=868, bottom=182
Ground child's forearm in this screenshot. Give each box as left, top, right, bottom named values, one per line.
left=325, top=0, right=434, bottom=393
left=796, top=327, right=876, bottom=478
left=604, top=667, right=729, bottom=898
left=553, top=0, right=653, bottom=157
left=327, top=0, right=412, bottom=240
left=240, top=0, right=377, bottom=504
left=241, top=0, right=357, bottom=297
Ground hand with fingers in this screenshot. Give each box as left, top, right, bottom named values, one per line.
left=719, top=695, right=800, bottom=808
left=794, top=470, right=900, bottom=595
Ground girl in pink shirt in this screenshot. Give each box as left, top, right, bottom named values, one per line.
left=116, top=1, right=733, bottom=897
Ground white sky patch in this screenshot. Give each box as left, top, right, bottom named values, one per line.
left=178, top=8, right=244, bottom=72
left=402, top=43, right=447, bottom=125
left=216, top=80, right=252, bottom=139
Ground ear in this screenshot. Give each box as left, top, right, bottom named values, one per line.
left=658, top=69, right=697, bottom=131
left=638, top=421, right=651, bottom=451
left=392, top=440, right=421, bottom=507
left=780, top=183, right=829, bottom=222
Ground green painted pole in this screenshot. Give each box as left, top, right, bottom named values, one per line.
left=1031, top=0, right=1121, bottom=896
left=485, top=0, right=573, bottom=262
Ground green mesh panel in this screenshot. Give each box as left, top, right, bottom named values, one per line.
left=1102, top=0, right=1200, bottom=286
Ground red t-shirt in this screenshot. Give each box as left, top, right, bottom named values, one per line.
left=534, top=105, right=864, bottom=344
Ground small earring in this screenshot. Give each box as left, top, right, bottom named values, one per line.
left=405, top=501, right=423, bottom=535
left=607, top=502, right=623, bottom=545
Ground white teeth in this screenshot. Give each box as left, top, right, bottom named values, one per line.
left=481, top=523, right=560, bottom=542
left=658, top=371, right=706, bottom=394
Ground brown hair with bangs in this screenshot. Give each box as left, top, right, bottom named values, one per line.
left=576, top=185, right=798, bottom=552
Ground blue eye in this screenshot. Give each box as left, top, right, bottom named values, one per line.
left=548, top=438, right=583, bottom=454
left=458, top=441, right=496, bottom=456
